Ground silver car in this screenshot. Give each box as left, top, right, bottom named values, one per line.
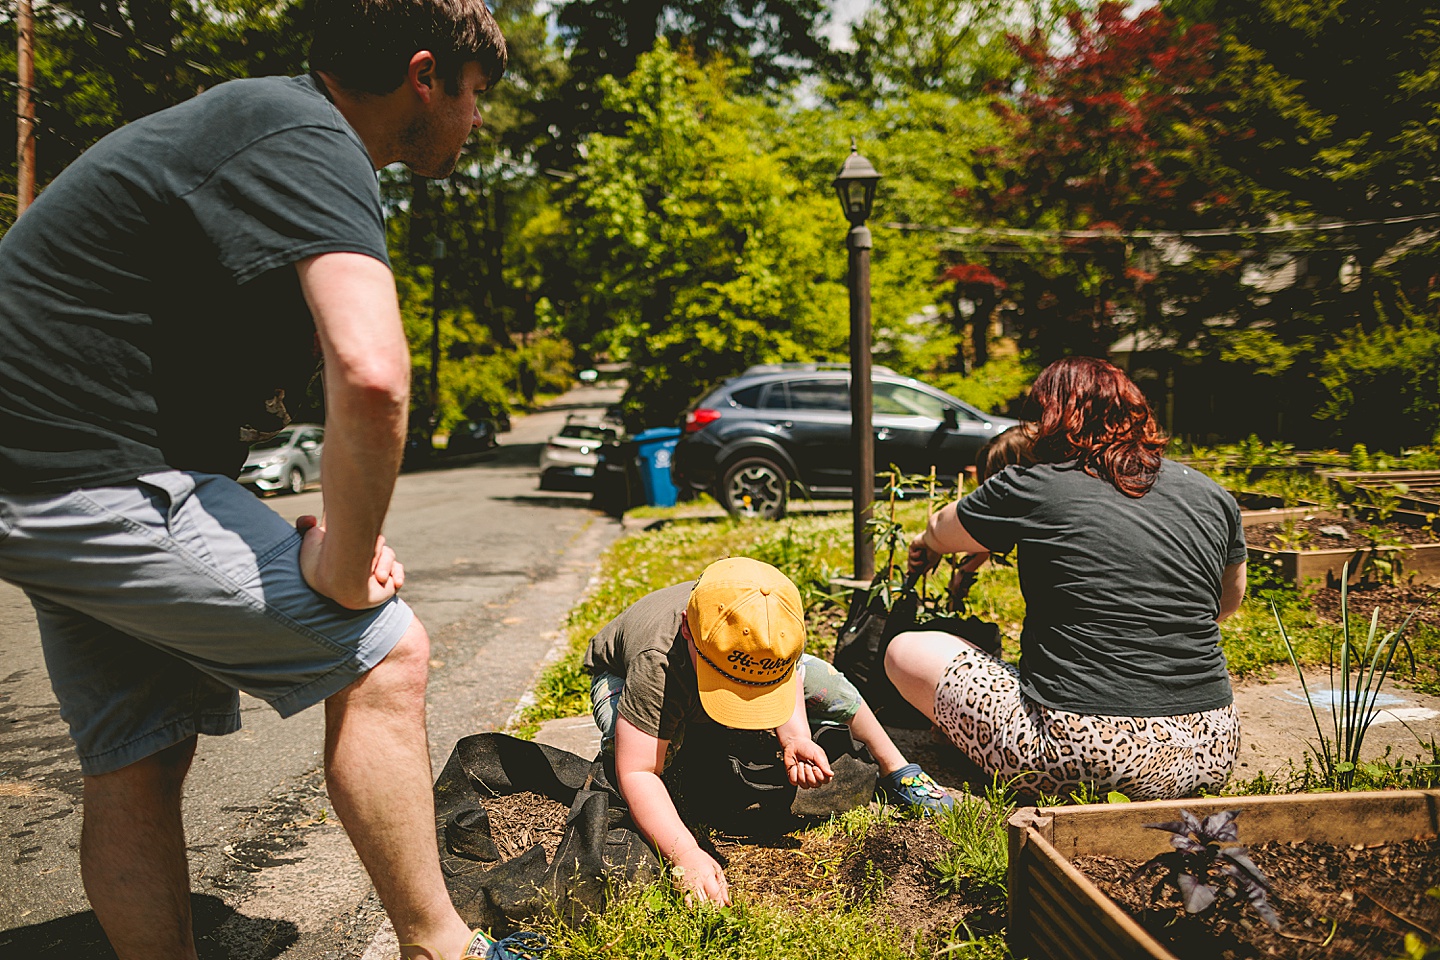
left=538, top=420, right=619, bottom=489
left=240, top=424, right=324, bottom=495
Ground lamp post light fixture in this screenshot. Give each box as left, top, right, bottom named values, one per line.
left=833, top=140, right=881, bottom=583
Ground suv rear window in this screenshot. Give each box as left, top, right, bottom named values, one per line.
left=730, top=384, right=763, bottom=408
left=786, top=380, right=851, bottom=411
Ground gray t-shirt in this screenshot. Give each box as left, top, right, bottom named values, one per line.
left=956, top=458, right=1247, bottom=716
left=584, top=581, right=709, bottom=741
left=0, top=75, right=387, bottom=492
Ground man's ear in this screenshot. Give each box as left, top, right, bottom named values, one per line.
left=406, top=50, right=440, bottom=103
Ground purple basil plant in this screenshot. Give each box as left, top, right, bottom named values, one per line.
left=1132, top=809, right=1281, bottom=930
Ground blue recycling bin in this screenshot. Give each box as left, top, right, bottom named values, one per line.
left=633, top=427, right=682, bottom=507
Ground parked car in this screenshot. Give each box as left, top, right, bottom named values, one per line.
left=446, top=418, right=499, bottom=456
left=539, top=418, right=621, bottom=490
left=240, top=424, right=324, bottom=495
left=671, top=364, right=1020, bottom=518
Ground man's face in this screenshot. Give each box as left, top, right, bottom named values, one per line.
left=403, top=60, right=487, bottom=178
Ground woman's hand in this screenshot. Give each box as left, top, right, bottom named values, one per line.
left=908, top=531, right=943, bottom=575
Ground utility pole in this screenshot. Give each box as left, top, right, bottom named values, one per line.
left=16, top=0, right=36, bottom=216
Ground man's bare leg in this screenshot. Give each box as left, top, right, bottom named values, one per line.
left=81, top=736, right=199, bottom=960
left=324, top=618, right=474, bottom=960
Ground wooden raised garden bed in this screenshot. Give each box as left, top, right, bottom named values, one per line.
left=1323, top=469, right=1440, bottom=529
left=1241, top=507, right=1440, bottom=592
left=1007, top=790, right=1440, bottom=960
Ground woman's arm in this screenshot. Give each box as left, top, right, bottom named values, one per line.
left=1218, top=561, right=1246, bottom=622
left=908, top=503, right=990, bottom=573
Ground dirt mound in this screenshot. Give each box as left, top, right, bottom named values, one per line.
left=713, top=813, right=1004, bottom=949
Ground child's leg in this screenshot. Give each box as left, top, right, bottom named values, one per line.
left=799, top=654, right=906, bottom=775
left=590, top=671, right=625, bottom=755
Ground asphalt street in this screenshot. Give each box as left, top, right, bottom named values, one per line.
left=0, top=385, right=625, bottom=959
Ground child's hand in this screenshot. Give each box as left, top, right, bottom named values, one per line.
left=671, top=846, right=730, bottom=906
left=783, top=739, right=834, bottom=788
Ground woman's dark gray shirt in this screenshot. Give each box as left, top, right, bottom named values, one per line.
left=955, top=458, right=1247, bottom=716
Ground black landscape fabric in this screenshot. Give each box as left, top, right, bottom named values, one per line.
left=433, top=733, right=658, bottom=932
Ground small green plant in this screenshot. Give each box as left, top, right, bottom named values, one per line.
left=1268, top=517, right=1313, bottom=551
left=1272, top=562, right=1417, bottom=790
left=1132, top=809, right=1280, bottom=930
left=1356, top=524, right=1412, bottom=586
left=931, top=779, right=1016, bottom=903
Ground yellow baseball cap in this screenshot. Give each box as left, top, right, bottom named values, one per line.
left=685, top=557, right=805, bottom=729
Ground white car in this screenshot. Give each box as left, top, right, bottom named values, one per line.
left=538, top=420, right=619, bottom=489
left=239, top=424, right=323, bottom=495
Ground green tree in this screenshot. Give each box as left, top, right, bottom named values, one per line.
left=1, top=0, right=310, bottom=223
left=551, top=43, right=855, bottom=425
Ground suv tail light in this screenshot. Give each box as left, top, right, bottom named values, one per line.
left=684, top=408, right=721, bottom=433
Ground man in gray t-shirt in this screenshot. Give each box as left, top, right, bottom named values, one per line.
left=0, top=4, right=513, bottom=959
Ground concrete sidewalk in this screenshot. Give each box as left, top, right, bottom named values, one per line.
left=531, top=672, right=1440, bottom=791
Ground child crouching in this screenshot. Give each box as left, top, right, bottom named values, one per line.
left=586, top=557, right=953, bottom=905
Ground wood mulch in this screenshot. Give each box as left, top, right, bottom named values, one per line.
left=480, top=790, right=569, bottom=861
left=711, top=814, right=1003, bottom=949
left=1077, top=838, right=1440, bottom=959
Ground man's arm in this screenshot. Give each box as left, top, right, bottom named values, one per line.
left=295, top=252, right=410, bottom=609
left=613, top=715, right=730, bottom=905
left=1218, top=561, right=1246, bottom=622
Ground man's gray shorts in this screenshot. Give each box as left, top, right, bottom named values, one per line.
left=0, top=470, right=414, bottom=776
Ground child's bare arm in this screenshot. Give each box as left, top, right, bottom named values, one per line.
left=775, top=669, right=832, bottom=788
left=614, top=715, right=730, bottom=905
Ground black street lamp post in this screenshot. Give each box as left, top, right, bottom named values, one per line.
left=833, top=141, right=881, bottom=583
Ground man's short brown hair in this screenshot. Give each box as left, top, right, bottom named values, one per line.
left=309, top=0, right=507, bottom=95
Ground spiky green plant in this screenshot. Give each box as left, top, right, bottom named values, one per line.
left=1272, top=561, right=1416, bottom=790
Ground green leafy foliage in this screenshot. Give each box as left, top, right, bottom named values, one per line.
left=552, top=43, right=855, bottom=426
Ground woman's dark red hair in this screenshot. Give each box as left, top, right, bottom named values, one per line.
left=1028, top=357, right=1167, bottom=498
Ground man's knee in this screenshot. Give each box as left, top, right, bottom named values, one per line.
left=83, top=735, right=197, bottom=800
left=332, top=617, right=431, bottom=707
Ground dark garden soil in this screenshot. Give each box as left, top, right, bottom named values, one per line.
left=1306, top=579, right=1440, bottom=631
left=1076, top=838, right=1440, bottom=959
left=480, top=790, right=568, bottom=861
left=1248, top=516, right=1440, bottom=551
left=710, top=814, right=1004, bottom=948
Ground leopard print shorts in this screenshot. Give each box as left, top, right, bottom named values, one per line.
left=933, top=649, right=1240, bottom=801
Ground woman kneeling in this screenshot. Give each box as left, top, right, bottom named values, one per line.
left=886, top=357, right=1248, bottom=801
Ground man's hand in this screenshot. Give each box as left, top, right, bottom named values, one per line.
left=296, top=514, right=404, bottom=609
left=782, top=738, right=834, bottom=789
left=671, top=846, right=730, bottom=906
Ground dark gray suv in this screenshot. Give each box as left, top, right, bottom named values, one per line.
left=671, top=364, right=1019, bottom=518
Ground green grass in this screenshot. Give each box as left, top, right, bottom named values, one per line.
left=531, top=878, right=927, bottom=959
left=930, top=782, right=1015, bottom=903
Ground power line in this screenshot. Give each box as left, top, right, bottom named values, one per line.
left=880, top=211, right=1440, bottom=242
left=26, top=0, right=232, bottom=79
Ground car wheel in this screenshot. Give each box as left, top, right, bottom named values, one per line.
left=719, top=456, right=789, bottom=520
left=287, top=468, right=306, bottom=495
